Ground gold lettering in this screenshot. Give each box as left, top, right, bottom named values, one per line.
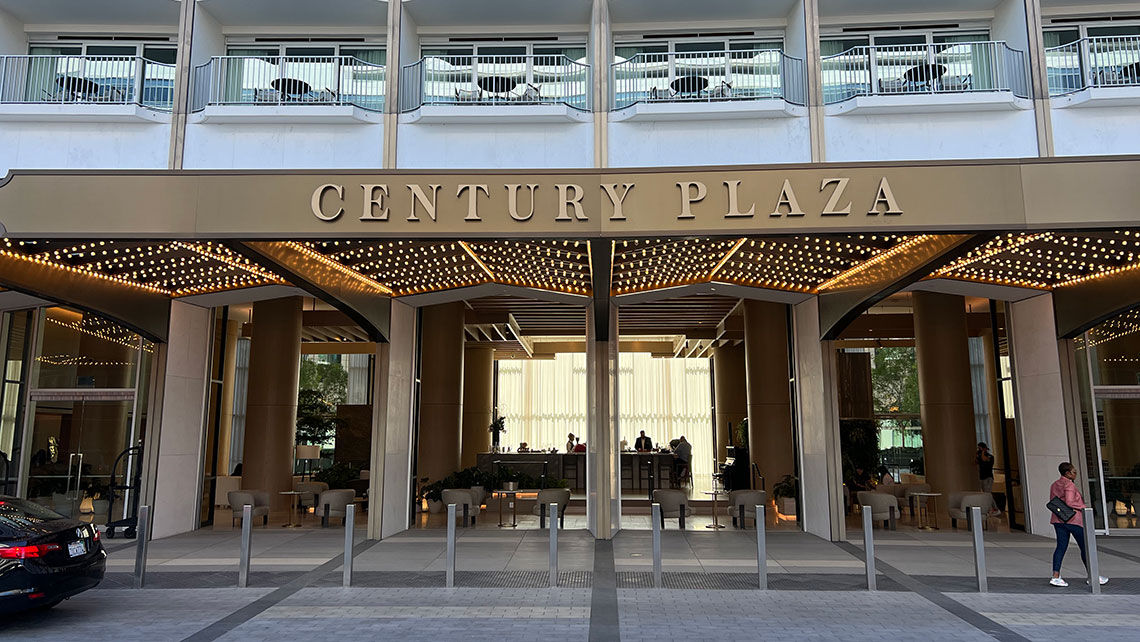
left=723, top=180, right=755, bottom=218
left=676, top=181, right=706, bottom=219
left=769, top=179, right=804, bottom=217
left=505, top=184, right=538, bottom=221
left=360, top=184, right=389, bottom=220
left=868, top=177, right=903, bottom=215
left=311, top=184, right=343, bottom=222
left=555, top=184, right=587, bottom=221
left=601, top=183, right=634, bottom=221
left=820, top=178, right=852, bottom=216
left=456, top=184, right=489, bottom=221
left=407, top=184, right=441, bottom=222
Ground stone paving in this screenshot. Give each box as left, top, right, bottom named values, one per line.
left=2, top=527, right=1138, bottom=641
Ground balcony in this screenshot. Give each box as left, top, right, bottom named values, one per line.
left=190, top=56, right=385, bottom=124
left=1047, top=36, right=1140, bottom=108
left=399, top=55, right=591, bottom=123
left=610, top=50, right=806, bottom=121
left=0, top=55, right=174, bottom=121
left=821, top=41, right=1031, bottom=115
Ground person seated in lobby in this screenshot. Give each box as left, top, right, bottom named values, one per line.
left=671, top=436, right=692, bottom=486
left=878, top=466, right=896, bottom=486
left=850, top=466, right=872, bottom=492
left=635, top=430, right=654, bottom=452
left=566, top=433, right=576, bottom=452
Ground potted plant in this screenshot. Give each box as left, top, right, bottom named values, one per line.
left=423, top=480, right=444, bottom=513
left=489, top=412, right=506, bottom=452
left=772, top=474, right=798, bottom=516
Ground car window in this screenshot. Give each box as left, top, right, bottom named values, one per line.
left=0, top=497, right=64, bottom=521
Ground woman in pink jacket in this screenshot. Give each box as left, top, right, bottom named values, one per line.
left=1049, top=462, right=1108, bottom=587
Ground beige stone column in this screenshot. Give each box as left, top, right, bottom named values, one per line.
left=417, top=302, right=465, bottom=484
left=913, top=292, right=977, bottom=496
left=460, top=345, right=494, bottom=468
left=743, top=300, right=795, bottom=489
left=712, top=344, right=747, bottom=463
left=242, top=297, right=302, bottom=509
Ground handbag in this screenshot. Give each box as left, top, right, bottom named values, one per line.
left=1047, top=496, right=1076, bottom=523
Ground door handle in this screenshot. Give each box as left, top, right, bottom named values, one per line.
left=65, top=453, right=79, bottom=498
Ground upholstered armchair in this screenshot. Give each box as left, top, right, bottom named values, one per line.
left=532, top=488, right=571, bottom=528
left=652, top=488, right=691, bottom=529
left=726, top=490, right=767, bottom=529
left=227, top=490, right=270, bottom=526
left=857, top=491, right=898, bottom=529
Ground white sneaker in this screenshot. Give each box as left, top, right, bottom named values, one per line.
left=1086, top=576, right=1109, bottom=586
left=1049, top=577, right=1069, bottom=587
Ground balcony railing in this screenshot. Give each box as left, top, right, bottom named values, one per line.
left=0, top=55, right=174, bottom=110
left=822, top=41, right=1029, bottom=104
left=1046, top=36, right=1140, bottom=96
left=191, top=55, right=386, bottom=112
left=612, top=50, right=805, bottom=109
left=399, top=55, right=590, bottom=112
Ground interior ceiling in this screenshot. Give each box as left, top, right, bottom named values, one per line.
left=7, top=232, right=1140, bottom=351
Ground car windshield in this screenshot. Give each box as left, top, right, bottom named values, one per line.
left=0, top=497, right=66, bottom=535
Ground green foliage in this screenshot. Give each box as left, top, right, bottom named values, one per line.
left=840, top=418, right=879, bottom=483
left=422, top=465, right=567, bottom=503
left=299, top=358, right=348, bottom=406
left=313, top=461, right=360, bottom=489
left=772, top=474, right=798, bottom=500
left=489, top=415, right=506, bottom=434
left=295, top=388, right=345, bottom=446
left=870, top=347, right=920, bottom=415
left=735, top=417, right=749, bottom=449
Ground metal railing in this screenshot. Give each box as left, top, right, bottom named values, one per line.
left=612, top=49, right=805, bottom=109
left=191, top=55, right=386, bottom=112
left=821, top=41, right=1029, bottom=104
left=0, top=54, right=175, bottom=110
left=1046, top=35, right=1140, bottom=96
left=400, top=54, right=590, bottom=112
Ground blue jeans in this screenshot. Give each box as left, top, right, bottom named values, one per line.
left=1052, top=523, right=1088, bottom=574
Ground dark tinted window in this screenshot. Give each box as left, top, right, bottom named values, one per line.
left=0, top=497, right=64, bottom=521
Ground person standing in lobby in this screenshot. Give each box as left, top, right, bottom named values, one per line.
left=566, top=433, right=576, bottom=453
left=976, top=442, right=995, bottom=493
left=635, top=431, right=654, bottom=452
left=1048, top=462, right=1108, bottom=587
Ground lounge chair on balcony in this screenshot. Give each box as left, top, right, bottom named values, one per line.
left=939, top=74, right=972, bottom=91
left=254, top=88, right=279, bottom=103
left=511, top=83, right=541, bottom=102
left=708, top=80, right=734, bottom=98
left=647, top=86, right=674, bottom=101
left=455, top=88, right=483, bottom=102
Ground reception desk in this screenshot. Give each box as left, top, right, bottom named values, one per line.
left=475, top=451, right=675, bottom=492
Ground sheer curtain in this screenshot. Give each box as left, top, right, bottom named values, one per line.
left=497, top=352, right=715, bottom=490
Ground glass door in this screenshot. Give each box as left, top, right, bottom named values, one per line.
left=24, top=396, right=136, bottom=524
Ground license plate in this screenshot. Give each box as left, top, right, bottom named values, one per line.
left=67, top=540, right=86, bottom=557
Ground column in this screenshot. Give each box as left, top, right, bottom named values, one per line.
left=417, top=302, right=465, bottom=485
left=586, top=303, right=619, bottom=539
left=460, top=345, right=494, bottom=468
left=913, top=292, right=977, bottom=498
left=151, top=301, right=212, bottom=538
left=792, top=298, right=844, bottom=541
left=1009, top=293, right=1073, bottom=536
left=743, top=300, right=796, bottom=490
left=242, top=296, right=302, bottom=510
left=712, top=344, right=747, bottom=463
left=369, top=300, right=417, bottom=540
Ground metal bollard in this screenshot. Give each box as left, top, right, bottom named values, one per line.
left=651, top=502, right=662, bottom=588
left=969, top=506, right=987, bottom=593
left=862, top=507, right=876, bottom=591
left=238, top=504, right=252, bottom=588
left=549, top=502, right=558, bottom=587
left=343, top=504, right=356, bottom=587
left=133, top=505, right=150, bottom=589
left=1082, top=508, right=1101, bottom=595
left=756, top=504, right=767, bottom=590
left=446, top=503, right=456, bottom=588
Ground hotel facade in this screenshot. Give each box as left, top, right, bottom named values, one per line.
left=0, top=0, right=1139, bottom=543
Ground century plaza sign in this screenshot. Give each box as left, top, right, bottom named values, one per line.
left=310, top=175, right=904, bottom=224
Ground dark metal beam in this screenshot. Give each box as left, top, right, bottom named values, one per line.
left=0, top=251, right=170, bottom=342
left=589, top=239, right=612, bottom=341
left=1053, top=267, right=1140, bottom=338
left=817, top=234, right=987, bottom=340
left=233, top=241, right=392, bottom=342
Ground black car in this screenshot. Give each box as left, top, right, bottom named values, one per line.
left=0, top=496, right=105, bottom=614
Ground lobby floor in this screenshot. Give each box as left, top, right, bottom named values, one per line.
left=5, top=525, right=1139, bottom=641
